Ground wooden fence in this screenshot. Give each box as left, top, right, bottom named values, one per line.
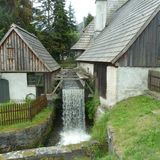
left=0, top=95, right=48, bottom=126
left=148, top=70, right=160, bottom=92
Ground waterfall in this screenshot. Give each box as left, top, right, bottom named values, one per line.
left=58, top=80, right=90, bottom=146
left=62, top=89, right=85, bottom=131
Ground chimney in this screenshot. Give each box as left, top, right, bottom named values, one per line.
left=95, top=0, right=129, bottom=34
left=95, top=0, right=107, bottom=34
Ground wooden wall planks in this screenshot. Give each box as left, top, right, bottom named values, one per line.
left=0, top=30, right=48, bottom=72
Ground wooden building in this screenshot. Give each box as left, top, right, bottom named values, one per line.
left=76, top=0, right=160, bottom=107
left=71, top=20, right=95, bottom=58
left=0, top=24, right=60, bottom=102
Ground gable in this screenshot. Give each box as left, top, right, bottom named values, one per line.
left=0, top=30, right=49, bottom=72
left=117, top=11, right=160, bottom=67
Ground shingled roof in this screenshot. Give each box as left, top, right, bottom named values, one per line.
left=0, top=24, right=60, bottom=72
left=71, top=20, right=95, bottom=50
left=77, top=0, right=160, bottom=63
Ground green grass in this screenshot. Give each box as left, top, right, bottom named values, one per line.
left=91, top=111, right=109, bottom=143
left=0, top=107, right=53, bottom=133
left=109, top=95, right=160, bottom=159
left=60, top=59, right=76, bottom=68
left=91, top=95, right=160, bottom=159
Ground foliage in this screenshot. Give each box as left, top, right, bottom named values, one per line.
left=85, top=92, right=100, bottom=121
left=50, top=0, right=69, bottom=61
left=68, top=2, right=77, bottom=32
left=0, top=0, right=35, bottom=40
left=60, top=58, right=76, bottom=68
left=91, top=111, right=109, bottom=143
left=84, top=13, right=94, bottom=27
left=36, top=0, right=54, bottom=30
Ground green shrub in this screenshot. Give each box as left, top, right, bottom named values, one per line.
left=91, top=111, right=109, bottom=143
left=86, top=92, right=100, bottom=121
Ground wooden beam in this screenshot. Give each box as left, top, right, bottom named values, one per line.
left=54, top=78, right=88, bottom=81
left=85, top=81, right=94, bottom=94
left=51, top=80, right=63, bottom=95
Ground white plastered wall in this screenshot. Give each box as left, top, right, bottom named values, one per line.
left=116, top=67, right=158, bottom=102
left=104, top=66, right=118, bottom=107
left=102, top=67, right=160, bottom=107
left=1, top=73, right=36, bottom=101
left=78, top=62, right=94, bottom=76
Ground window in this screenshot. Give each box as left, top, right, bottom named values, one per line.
left=27, top=73, right=44, bottom=86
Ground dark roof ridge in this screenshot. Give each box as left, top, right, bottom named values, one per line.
left=11, top=23, right=37, bottom=39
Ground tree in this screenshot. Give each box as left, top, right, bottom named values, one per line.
left=51, top=0, right=70, bottom=61
left=84, top=13, right=94, bottom=27
left=0, top=0, right=34, bottom=39
left=67, top=2, right=79, bottom=53
left=15, top=0, right=33, bottom=30
left=36, top=0, right=54, bottom=30
left=68, top=2, right=77, bottom=32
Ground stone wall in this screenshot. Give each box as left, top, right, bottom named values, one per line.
left=0, top=113, right=53, bottom=153
left=0, top=141, right=100, bottom=160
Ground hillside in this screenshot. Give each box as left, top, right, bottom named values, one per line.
left=92, top=95, right=160, bottom=159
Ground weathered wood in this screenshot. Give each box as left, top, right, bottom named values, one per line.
left=52, top=80, right=63, bottom=95
left=0, top=24, right=60, bottom=72
left=94, top=63, right=107, bottom=98
left=148, top=70, right=160, bottom=92
left=118, top=12, right=160, bottom=67
left=0, top=95, right=47, bottom=126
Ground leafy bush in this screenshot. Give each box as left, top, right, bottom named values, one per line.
left=85, top=92, right=100, bottom=121
left=91, top=111, right=109, bottom=143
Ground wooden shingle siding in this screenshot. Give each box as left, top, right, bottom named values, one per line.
left=118, top=12, right=160, bottom=67
left=0, top=31, right=48, bottom=72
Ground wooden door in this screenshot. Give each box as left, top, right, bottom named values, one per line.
left=94, top=63, right=107, bottom=98
left=0, top=79, right=10, bottom=103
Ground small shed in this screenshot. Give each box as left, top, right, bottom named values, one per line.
left=0, top=24, right=60, bottom=102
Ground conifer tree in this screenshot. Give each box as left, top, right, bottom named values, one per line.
left=37, top=0, right=54, bottom=30
left=84, top=13, right=94, bottom=27
left=0, top=0, right=34, bottom=39
left=52, top=0, right=70, bottom=61
left=68, top=2, right=77, bottom=32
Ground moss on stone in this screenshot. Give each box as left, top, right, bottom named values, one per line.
left=40, top=157, right=64, bottom=160
left=0, top=156, right=5, bottom=160
left=23, top=150, right=36, bottom=157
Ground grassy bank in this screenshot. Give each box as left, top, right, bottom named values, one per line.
left=0, top=107, right=53, bottom=133
left=92, top=95, right=160, bottom=159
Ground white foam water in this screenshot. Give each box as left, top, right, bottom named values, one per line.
left=58, top=80, right=90, bottom=146
left=58, top=129, right=90, bottom=146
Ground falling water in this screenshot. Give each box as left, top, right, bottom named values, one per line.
left=58, top=80, right=90, bottom=145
